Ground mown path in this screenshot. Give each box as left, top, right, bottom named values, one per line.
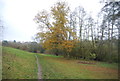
left=35, top=54, right=42, bottom=79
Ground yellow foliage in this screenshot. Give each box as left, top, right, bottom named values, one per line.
left=35, top=1, right=77, bottom=53
left=61, top=40, right=75, bottom=52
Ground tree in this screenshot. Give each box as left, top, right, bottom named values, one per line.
left=93, top=1, right=120, bottom=62
left=76, top=6, right=86, bottom=41
left=34, top=1, right=77, bottom=57
left=69, top=11, right=77, bottom=40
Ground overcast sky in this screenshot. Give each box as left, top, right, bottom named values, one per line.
left=0, top=0, right=102, bottom=42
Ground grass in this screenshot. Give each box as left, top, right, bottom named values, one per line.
left=2, top=47, right=118, bottom=79
left=2, top=47, right=37, bottom=79
left=37, top=54, right=118, bottom=79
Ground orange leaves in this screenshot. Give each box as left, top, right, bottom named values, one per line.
left=34, top=1, right=78, bottom=54
left=61, top=40, right=75, bottom=52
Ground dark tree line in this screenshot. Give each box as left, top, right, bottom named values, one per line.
left=70, top=1, right=119, bottom=62
left=2, top=40, right=45, bottom=53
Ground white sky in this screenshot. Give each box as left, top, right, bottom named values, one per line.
left=0, top=0, right=102, bottom=42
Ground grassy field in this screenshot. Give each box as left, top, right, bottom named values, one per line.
left=2, top=47, right=37, bottom=79
left=37, top=54, right=118, bottom=79
left=2, top=47, right=118, bottom=79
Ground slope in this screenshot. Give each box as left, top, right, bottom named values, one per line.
left=2, top=47, right=38, bottom=79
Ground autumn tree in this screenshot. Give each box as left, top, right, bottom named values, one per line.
left=34, top=1, right=77, bottom=57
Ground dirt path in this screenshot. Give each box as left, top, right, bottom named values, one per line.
left=35, top=54, right=42, bottom=79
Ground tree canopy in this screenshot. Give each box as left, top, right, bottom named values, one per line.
left=34, top=1, right=77, bottom=56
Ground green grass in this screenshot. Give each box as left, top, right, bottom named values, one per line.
left=2, top=47, right=37, bottom=79
left=97, top=61, right=118, bottom=69
left=2, top=47, right=118, bottom=79
left=37, top=54, right=118, bottom=79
